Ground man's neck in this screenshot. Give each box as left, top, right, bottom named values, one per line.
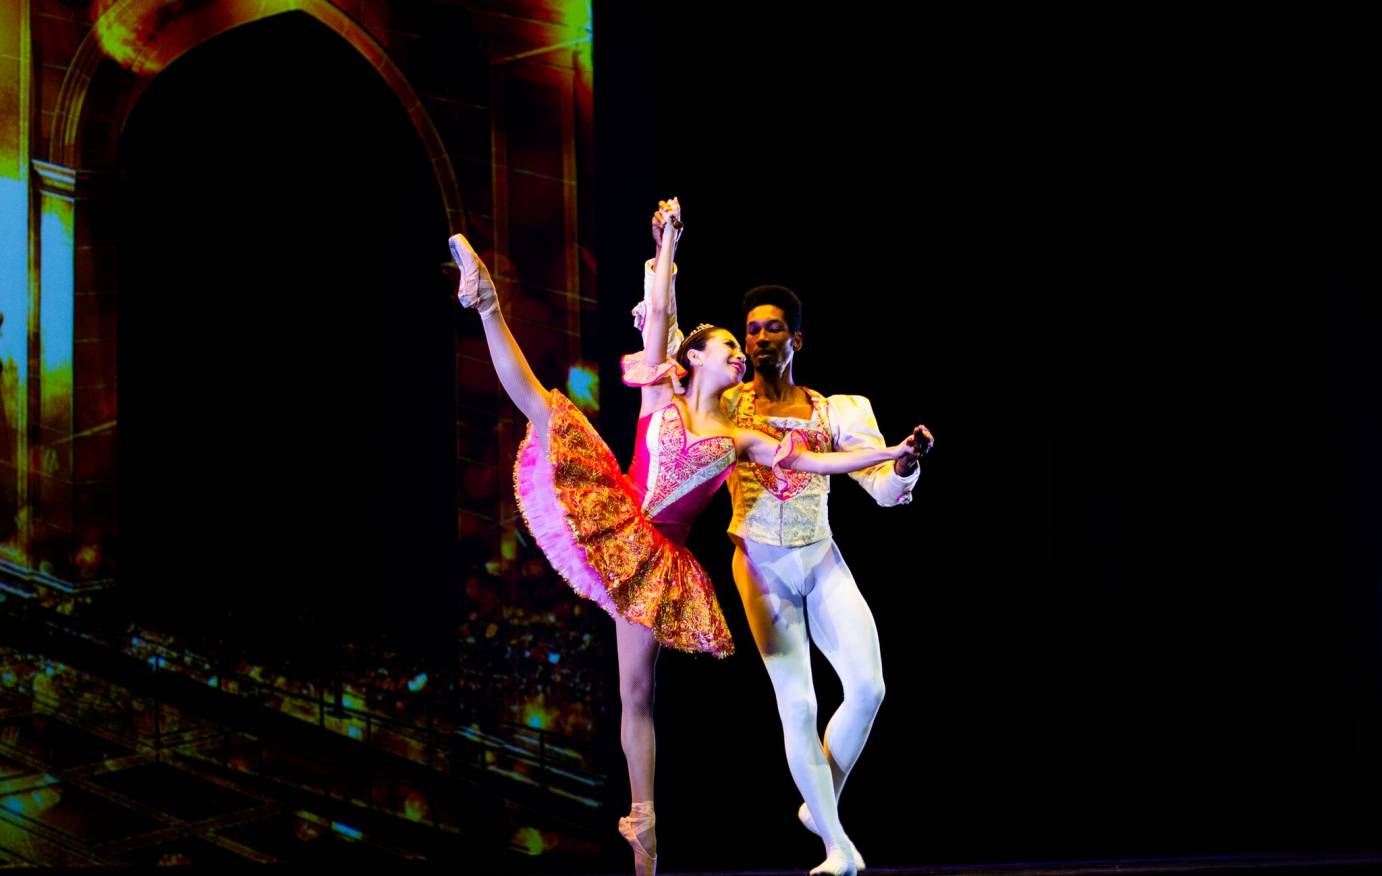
left=752, top=368, right=798, bottom=402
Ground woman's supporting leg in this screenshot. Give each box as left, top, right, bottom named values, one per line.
left=615, top=616, right=660, bottom=874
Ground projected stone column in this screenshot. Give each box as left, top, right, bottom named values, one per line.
left=0, top=0, right=29, bottom=575
left=28, top=159, right=112, bottom=592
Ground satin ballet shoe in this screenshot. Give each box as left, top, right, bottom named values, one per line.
left=617, top=801, right=657, bottom=876
left=448, top=233, right=499, bottom=319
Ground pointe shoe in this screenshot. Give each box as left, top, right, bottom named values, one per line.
left=448, top=233, right=499, bottom=318
left=617, top=801, right=657, bottom=876
left=799, top=803, right=866, bottom=870
left=808, top=844, right=859, bottom=876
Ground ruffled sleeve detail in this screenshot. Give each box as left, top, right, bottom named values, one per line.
left=620, top=353, right=688, bottom=388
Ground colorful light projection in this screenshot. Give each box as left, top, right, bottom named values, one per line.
left=90, top=0, right=321, bottom=76
left=0, top=785, right=69, bottom=866
left=511, top=825, right=557, bottom=856
left=0, top=786, right=60, bottom=816
left=520, top=694, right=557, bottom=731
left=566, top=362, right=599, bottom=414
left=561, top=0, right=593, bottom=71
left=37, top=199, right=73, bottom=431
left=402, top=790, right=428, bottom=822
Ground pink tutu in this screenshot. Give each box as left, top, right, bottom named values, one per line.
left=513, top=390, right=734, bottom=657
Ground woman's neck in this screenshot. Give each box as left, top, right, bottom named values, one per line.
left=682, top=379, right=726, bottom=419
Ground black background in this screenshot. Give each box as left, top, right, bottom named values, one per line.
left=593, top=5, right=1380, bottom=868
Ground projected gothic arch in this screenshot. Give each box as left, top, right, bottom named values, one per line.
left=23, top=2, right=464, bottom=587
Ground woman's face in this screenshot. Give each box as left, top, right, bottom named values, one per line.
left=689, top=329, right=748, bottom=392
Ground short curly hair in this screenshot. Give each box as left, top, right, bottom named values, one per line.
left=742, top=285, right=802, bottom=333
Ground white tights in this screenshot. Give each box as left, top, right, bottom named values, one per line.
left=732, top=537, right=885, bottom=860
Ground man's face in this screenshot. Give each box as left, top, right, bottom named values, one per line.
left=744, top=304, right=801, bottom=377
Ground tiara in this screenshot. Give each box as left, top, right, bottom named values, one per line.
left=689, top=322, right=716, bottom=335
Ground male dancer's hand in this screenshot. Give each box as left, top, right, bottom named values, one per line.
left=895, top=423, right=934, bottom=475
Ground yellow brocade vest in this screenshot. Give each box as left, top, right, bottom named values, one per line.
left=723, top=384, right=918, bottom=548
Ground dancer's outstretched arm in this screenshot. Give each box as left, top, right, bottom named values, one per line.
left=636, top=198, right=681, bottom=416
left=736, top=427, right=922, bottom=475
left=450, top=234, right=552, bottom=438
left=632, top=199, right=684, bottom=359
left=831, top=394, right=934, bottom=505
